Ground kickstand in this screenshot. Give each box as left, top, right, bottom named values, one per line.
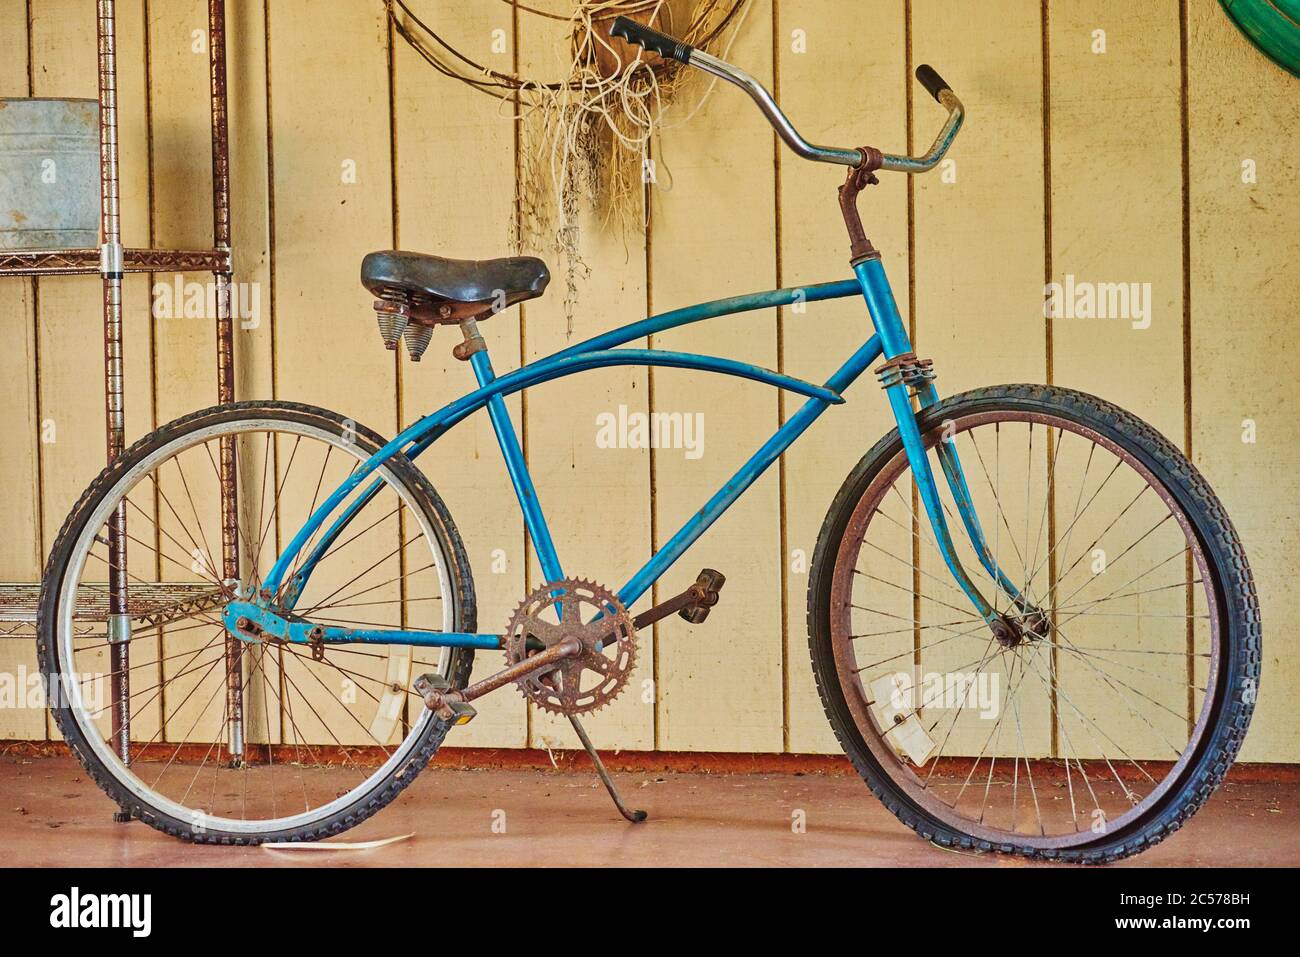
left=567, top=714, right=647, bottom=823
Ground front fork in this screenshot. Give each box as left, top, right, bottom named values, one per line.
left=852, top=255, right=1040, bottom=634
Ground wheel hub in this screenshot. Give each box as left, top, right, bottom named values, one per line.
left=990, top=610, right=1048, bottom=648
left=990, top=616, right=1023, bottom=648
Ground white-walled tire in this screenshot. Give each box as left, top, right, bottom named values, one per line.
left=37, top=402, right=476, bottom=844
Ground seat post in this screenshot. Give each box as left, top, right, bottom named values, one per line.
left=452, top=316, right=487, bottom=362
left=468, top=349, right=566, bottom=586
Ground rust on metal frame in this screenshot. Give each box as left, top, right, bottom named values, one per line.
left=206, top=0, right=244, bottom=764
left=838, top=146, right=884, bottom=265
left=418, top=636, right=584, bottom=719
left=874, top=351, right=935, bottom=393
left=0, top=247, right=231, bottom=276
left=95, top=0, right=132, bottom=765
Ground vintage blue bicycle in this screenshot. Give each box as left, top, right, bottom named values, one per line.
left=38, top=19, right=1258, bottom=862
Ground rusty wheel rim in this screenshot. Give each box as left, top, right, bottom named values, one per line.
left=829, top=408, right=1221, bottom=849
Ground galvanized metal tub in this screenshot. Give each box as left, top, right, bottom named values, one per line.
left=0, top=98, right=100, bottom=250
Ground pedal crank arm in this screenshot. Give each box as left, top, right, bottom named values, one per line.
left=631, top=568, right=727, bottom=631
left=631, top=590, right=696, bottom=630
left=415, top=636, right=582, bottom=723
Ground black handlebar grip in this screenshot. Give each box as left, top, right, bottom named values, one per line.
left=915, top=64, right=951, bottom=102
left=610, top=16, right=693, bottom=64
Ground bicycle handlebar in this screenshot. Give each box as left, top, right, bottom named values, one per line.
left=608, top=17, right=695, bottom=64
left=609, top=16, right=963, bottom=173
left=914, top=64, right=951, bottom=102
left=880, top=65, right=963, bottom=173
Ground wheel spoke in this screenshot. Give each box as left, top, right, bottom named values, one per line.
left=827, top=402, right=1227, bottom=849
left=50, top=414, right=462, bottom=840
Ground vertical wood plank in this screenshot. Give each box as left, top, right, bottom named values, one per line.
left=226, top=0, right=273, bottom=405
left=149, top=0, right=215, bottom=427
left=1049, top=3, right=1184, bottom=438
left=911, top=0, right=1046, bottom=392
left=1187, top=0, right=1300, bottom=762
left=265, top=0, right=397, bottom=743
left=516, top=0, right=654, bottom=751
left=145, top=0, right=228, bottom=747
left=911, top=0, right=1051, bottom=756
left=651, top=0, right=782, bottom=752
left=224, top=0, right=275, bottom=742
left=0, top=278, right=42, bottom=740
left=146, top=1, right=278, bottom=746
left=0, top=2, right=29, bottom=88
left=267, top=0, right=393, bottom=424
left=392, top=0, right=527, bottom=748
left=1047, top=2, right=1190, bottom=760
left=777, top=0, right=910, bottom=753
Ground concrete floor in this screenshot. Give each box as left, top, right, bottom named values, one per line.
left=1, top=753, right=1295, bottom=867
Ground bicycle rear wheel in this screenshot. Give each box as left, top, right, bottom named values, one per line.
left=808, top=385, right=1259, bottom=862
left=37, top=401, right=475, bottom=844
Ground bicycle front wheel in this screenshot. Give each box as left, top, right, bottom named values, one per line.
left=37, top=401, right=475, bottom=844
left=808, top=385, right=1259, bottom=862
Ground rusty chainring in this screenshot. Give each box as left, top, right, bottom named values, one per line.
left=503, top=578, right=637, bottom=715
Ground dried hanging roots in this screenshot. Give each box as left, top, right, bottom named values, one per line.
left=388, top=0, right=751, bottom=331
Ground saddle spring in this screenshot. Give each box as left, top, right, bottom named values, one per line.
left=373, top=291, right=437, bottom=362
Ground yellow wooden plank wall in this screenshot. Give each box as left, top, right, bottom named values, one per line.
left=651, top=0, right=783, bottom=752
left=777, top=0, right=910, bottom=753
left=24, top=0, right=158, bottom=742
left=518, top=0, right=654, bottom=751
left=1187, top=0, right=1300, bottom=762
left=0, top=1, right=1296, bottom=760
left=912, top=0, right=1054, bottom=759
left=392, top=0, right=528, bottom=748
left=1046, top=2, right=1190, bottom=762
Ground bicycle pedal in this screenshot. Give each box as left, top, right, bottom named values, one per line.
left=441, top=699, right=478, bottom=726
left=413, top=673, right=477, bottom=725
left=679, top=568, right=726, bottom=625
left=413, top=672, right=449, bottom=695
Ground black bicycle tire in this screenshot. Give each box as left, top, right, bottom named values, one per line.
left=807, top=384, right=1260, bottom=863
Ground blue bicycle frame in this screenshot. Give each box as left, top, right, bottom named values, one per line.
left=224, top=257, right=1024, bottom=651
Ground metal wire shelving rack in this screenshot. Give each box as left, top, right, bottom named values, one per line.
left=0, top=0, right=240, bottom=760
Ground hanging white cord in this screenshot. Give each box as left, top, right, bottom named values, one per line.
left=394, top=1, right=753, bottom=326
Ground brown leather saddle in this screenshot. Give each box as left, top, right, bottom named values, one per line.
left=361, top=250, right=550, bottom=324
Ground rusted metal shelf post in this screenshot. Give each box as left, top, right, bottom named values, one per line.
left=0, top=0, right=239, bottom=765
left=208, top=0, right=243, bottom=763
left=96, top=0, right=132, bottom=764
